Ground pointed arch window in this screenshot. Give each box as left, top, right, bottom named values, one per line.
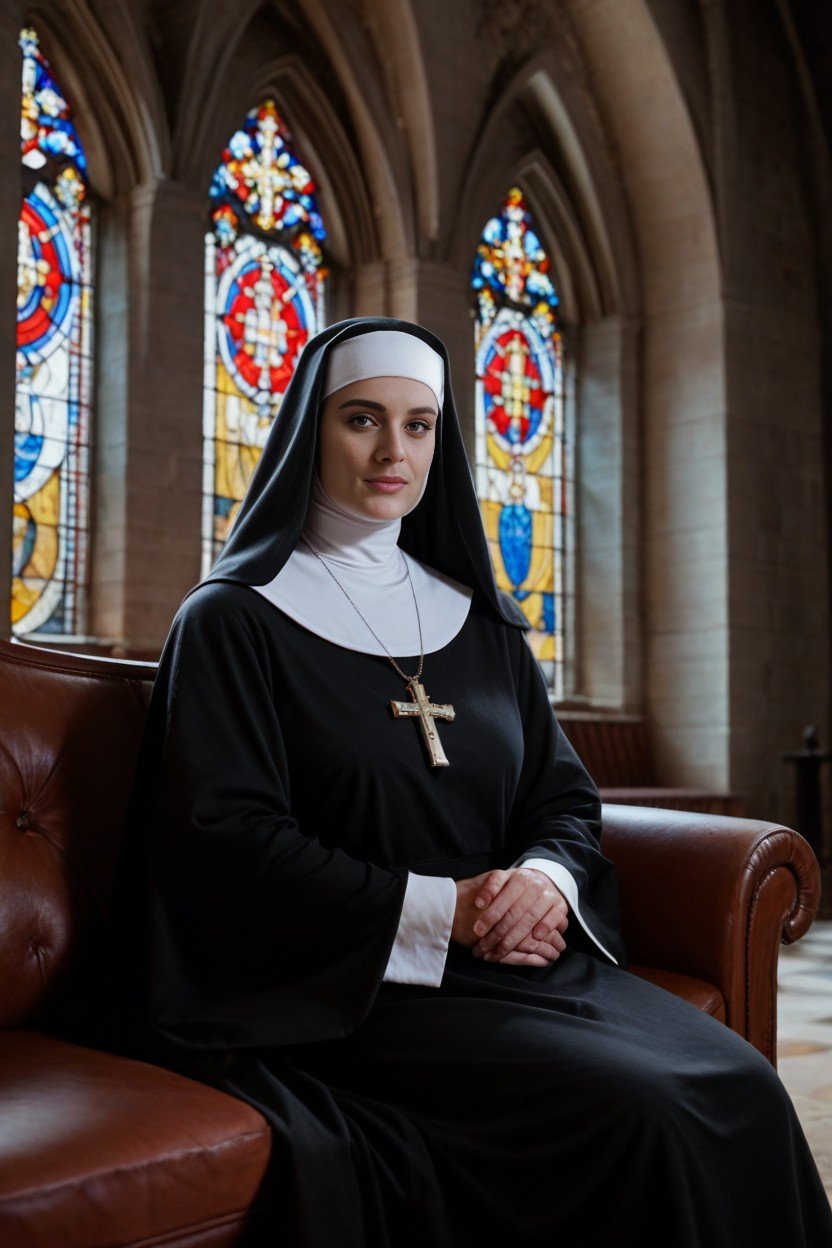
left=472, top=186, right=570, bottom=698
left=13, top=27, right=94, bottom=637
left=202, top=99, right=328, bottom=575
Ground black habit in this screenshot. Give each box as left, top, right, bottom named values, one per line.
left=106, top=317, right=832, bottom=1247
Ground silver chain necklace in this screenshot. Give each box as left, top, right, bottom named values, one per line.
left=300, top=533, right=425, bottom=682
left=299, top=533, right=456, bottom=767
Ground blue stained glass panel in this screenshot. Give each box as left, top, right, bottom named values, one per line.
left=13, top=27, right=94, bottom=638
left=202, top=100, right=328, bottom=576
left=472, top=186, right=569, bottom=697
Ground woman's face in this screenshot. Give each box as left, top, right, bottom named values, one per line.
left=316, top=374, right=438, bottom=521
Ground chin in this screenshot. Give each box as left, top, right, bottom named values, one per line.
left=364, top=497, right=409, bottom=520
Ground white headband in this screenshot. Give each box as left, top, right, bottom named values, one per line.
left=321, top=329, right=444, bottom=412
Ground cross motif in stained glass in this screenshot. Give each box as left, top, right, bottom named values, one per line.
left=202, top=100, right=328, bottom=575
left=472, top=187, right=568, bottom=697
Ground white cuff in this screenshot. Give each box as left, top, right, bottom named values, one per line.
left=513, top=857, right=619, bottom=966
left=383, top=872, right=457, bottom=987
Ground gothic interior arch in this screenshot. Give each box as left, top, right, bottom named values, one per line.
left=0, top=0, right=830, bottom=844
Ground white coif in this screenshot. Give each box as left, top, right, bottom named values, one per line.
left=321, top=329, right=445, bottom=412
left=250, top=470, right=473, bottom=656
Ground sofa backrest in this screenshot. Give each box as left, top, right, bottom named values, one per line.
left=0, top=638, right=156, bottom=1030
left=558, top=713, right=654, bottom=787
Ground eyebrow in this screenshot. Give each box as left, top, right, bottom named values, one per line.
left=338, top=397, right=438, bottom=418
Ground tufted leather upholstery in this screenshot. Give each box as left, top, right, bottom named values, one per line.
left=0, top=636, right=822, bottom=1246
left=0, top=641, right=150, bottom=1029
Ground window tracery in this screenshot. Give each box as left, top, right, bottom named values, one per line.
left=472, top=186, right=569, bottom=696
left=202, top=99, right=328, bottom=574
left=13, top=27, right=94, bottom=637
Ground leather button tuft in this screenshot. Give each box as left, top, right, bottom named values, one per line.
left=16, top=811, right=30, bottom=829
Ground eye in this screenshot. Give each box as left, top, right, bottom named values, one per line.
left=347, top=413, right=376, bottom=428
left=407, top=420, right=433, bottom=435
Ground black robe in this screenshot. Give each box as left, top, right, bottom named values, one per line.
left=108, top=579, right=832, bottom=1248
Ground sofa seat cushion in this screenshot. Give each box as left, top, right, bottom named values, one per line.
left=0, top=1031, right=272, bottom=1248
left=628, top=964, right=727, bottom=1022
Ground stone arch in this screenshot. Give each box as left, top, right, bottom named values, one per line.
left=562, top=0, right=727, bottom=783
left=179, top=56, right=374, bottom=277
left=360, top=0, right=440, bottom=246
left=24, top=0, right=164, bottom=197
left=446, top=53, right=639, bottom=326
left=447, top=55, right=642, bottom=707
left=172, top=0, right=411, bottom=275
left=446, top=0, right=727, bottom=771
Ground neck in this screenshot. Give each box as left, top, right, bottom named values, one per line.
left=302, top=470, right=402, bottom=569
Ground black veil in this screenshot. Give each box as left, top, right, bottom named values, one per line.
left=184, top=315, right=529, bottom=632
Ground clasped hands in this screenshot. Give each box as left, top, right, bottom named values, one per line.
left=452, top=867, right=569, bottom=967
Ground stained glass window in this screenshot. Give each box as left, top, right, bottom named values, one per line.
left=203, top=99, right=328, bottom=575
left=13, top=27, right=94, bottom=637
left=472, top=186, right=570, bottom=698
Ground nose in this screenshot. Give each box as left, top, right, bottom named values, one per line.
left=376, top=424, right=406, bottom=464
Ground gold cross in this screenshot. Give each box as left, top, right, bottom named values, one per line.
left=390, top=679, right=455, bottom=767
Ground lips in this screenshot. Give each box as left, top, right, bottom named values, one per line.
left=365, top=476, right=408, bottom=492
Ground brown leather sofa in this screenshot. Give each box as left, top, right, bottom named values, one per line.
left=0, top=636, right=823, bottom=1247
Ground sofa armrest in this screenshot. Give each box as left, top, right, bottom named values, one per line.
left=599, top=804, right=821, bottom=1063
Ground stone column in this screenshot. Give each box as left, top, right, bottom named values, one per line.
left=93, top=178, right=206, bottom=655
left=577, top=313, right=641, bottom=710
left=713, top=0, right=831, bottom=824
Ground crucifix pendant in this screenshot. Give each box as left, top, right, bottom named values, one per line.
left=390, top=678, right=455, bottom=767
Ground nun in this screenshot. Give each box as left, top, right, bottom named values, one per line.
left=108, top=316, right=832, bottom=1247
